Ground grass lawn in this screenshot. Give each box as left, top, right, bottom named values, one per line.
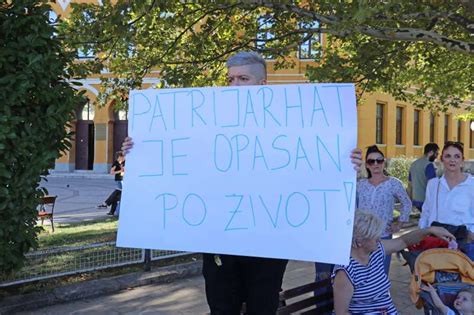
left=37, top=218, right=118, bottom=249
left=0, top=253, right=200, bottom=298
left=0, top=218, right=199, bottom=298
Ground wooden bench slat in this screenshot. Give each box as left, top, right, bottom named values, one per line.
left=279, top=278, right=331, bottom=300
left=277, top=291, right=332, bottom=314
left=300, top=302, right=334, bottom=315
left=277, top=278, right=333, bottom=314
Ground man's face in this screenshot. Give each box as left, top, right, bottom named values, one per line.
left=227, top=64, right=266, bottom=86
left=428, top=150, right=439, bottom=162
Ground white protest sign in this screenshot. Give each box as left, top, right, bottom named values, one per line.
left=117, top=83, right=357, bottom=264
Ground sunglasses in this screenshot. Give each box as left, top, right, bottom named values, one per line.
left=366, top=158, right=385, bottom=166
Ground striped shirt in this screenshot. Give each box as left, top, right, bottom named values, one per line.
left=332, top=242, right=398, bottom=314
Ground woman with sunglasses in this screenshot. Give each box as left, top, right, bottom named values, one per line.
left=419, top=141, right=474, bottom=246
left=356, top=145, right=412, bottom=274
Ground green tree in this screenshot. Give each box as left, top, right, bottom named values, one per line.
left=62, top=1, right=473, bottom=112
left=0, top=1, right=81, bottom=272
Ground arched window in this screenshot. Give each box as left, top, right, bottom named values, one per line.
left=117, top=109, right=128, bottom=121
left=77, top=100, right=95, bottom=121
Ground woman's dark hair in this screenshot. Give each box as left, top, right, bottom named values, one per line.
left=365, top=145, right=385, bottom=160
left=365, top=145, right=388, bottom=178
left=115, top=151, right=124, bottom=160
left=442, top=141, right=464, bottom=158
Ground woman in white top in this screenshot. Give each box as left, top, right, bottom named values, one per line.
left=419, top=141, right=474, bottom=241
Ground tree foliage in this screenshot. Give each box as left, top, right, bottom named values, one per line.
left=61, top=1, right=473, bottom=112
left=0, top=1, right=81, bottom=272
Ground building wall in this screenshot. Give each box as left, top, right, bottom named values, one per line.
left=267, top=61, right=474, bottom=161
left=357, top=93, right=473, bottom=159
left=51, top=1, right=474, bottom=173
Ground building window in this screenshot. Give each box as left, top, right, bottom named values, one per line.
left=444, top=114, right=450, bottom=143
left=413, top=110, right=420, bottom=146
left=77, top=11, right=96, bottom=59
left=256, top=16, right=275, bottom=59
left=430, top=113, right=435, bottom=142
left=77, top=48, right=95, bottom=59
left=396, top=106, right=403, bottom=145
left=376, top=103, right=385, bottom=144
left=117, top=109, right=128, bottom=121
left=80, top=100, right=95, bottom=121
left=457, top=120, right=462, bottom=142
left=298, top=21, right=321, bottom=59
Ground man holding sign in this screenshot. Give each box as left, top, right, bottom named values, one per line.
left=121, top=51, right=362, bottom=314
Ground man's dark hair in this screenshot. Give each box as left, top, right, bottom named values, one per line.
left=423, top=143, right=439, bottom=155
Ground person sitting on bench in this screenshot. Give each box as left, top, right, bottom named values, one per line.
left=333, top=210, right=454, bottom=314
left=97, top=151, right=125, bottom=215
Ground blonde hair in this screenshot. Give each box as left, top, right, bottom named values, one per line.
left=352, top=210, right=384, bottom=243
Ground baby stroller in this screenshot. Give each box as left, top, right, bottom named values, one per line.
left=409, top=248, right=474, bottom=314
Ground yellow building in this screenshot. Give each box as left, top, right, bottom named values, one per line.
left=50, top=1, right=474, bottom=173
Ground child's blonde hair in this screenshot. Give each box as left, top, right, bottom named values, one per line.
left=458, top=287, right=474, bottom=298
left=458, top=287, right=474, bottom=311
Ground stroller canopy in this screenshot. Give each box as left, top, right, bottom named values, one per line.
left=410, top=248, right=474, bottom=305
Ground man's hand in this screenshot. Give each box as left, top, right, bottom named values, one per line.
left=121, top=137, right=134, bottom=155
left=350, top=148, right=363, bottom=171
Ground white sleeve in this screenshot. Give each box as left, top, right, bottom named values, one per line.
left=446, top=307, right=456, bottom=315
left=419, top=179, right=436, bottom=228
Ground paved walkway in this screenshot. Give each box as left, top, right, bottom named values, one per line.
left=16, top=257, right=422, bottom=314
left=39, top=175, right=116, bottom=223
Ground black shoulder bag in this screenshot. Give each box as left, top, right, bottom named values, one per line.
left=430, top=179, right=468, bottom=243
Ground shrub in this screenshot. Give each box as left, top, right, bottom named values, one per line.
left=0, top=1, right=81, bottom=272
left=386, top=156, right=416, bottom=188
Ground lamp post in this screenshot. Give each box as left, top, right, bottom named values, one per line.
left=471, top=120, right=474, bottom=131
